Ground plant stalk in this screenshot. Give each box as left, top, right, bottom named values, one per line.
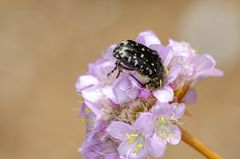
left=181, top=128, right=222, bottom=159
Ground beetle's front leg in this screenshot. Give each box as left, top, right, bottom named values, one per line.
left=129, top=73, right=145, bottom=87
left=116, top=62, right=135, bottom=78
left=107, top=62, right=119, bottom=76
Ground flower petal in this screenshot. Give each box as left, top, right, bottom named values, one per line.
left=169, top=39, right=194, bottom=57
left=113, top=86, right=128, bottom=104
left=118, top=139, right=137, bottom=158
left=75, top=75, right=99, bottom=91
left=150, top=45, right=173, bottom=67
left=92, top=117, right=108, bottom=133
left=118, top=139, right=146, bottom=159
left=79, top=102, right=87, bottom=116
left=82, top=87, right=103, bottom=103
left=197, top=68, right=224, bottom=79
left=127, top=87, right=139, bottom=100
left=104, top=44, right=117, bottom=60
left=105, top=153, right=120, bottom=159
left=166, top=64, right=182, bottom=84
left=136, top=30, right=161, bottom=47
left=139, top=89, right=151, bottom=100
left=153, top=86, right=173, bottom=102
left=184, top=88, right=197, bottom=104
left=167, top=124, right=182, bottom=145
left=191, top=55, right=215, bottom=72
left=111, top=75, right=139, bottom=104
left=84, top=100, right=103, bottom=117
left=134, top=112, right=154, bottom=135
left=172, top=103, right=186, bottom=119
left=107, top=121, right=133, bottom=141
left=119, top=76, right=132, bottom=90
left=102, top=86, right=118, bottom=104
left=146, top=136, right=167, bottom=158
left=151, top=102, right=170, bottom=117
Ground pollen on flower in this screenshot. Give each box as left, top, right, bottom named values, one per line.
left=126, top=133, right=139, bottom=144
left=168, top=134, right=174, bottom=138
left=159, top=133, right=165, bottom=137
left=159, top=116, right=168, bottom=125
left=126, top=133, right=134, bottom=144
left=133, top=144, right=143, bottom=154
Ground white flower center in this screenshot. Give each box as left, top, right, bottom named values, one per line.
left=154, top=116, right=178, bottom=139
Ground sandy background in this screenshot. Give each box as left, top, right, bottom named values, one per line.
left=0, top=0, right=240, bottom=159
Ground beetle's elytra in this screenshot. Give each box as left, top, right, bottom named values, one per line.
left=109, top=40, right=166, bottom=90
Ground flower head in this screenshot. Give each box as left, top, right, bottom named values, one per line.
left=76, top=30, right=223, bottom=158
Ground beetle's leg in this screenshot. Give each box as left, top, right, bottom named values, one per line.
left=108, top=61, right=126, bottom=78
left=116, top=67, right=122, bottom=78
left=116, top=62, right=135, bottom=78
left=129, top=73, right=145, bottom=87
left=107, top=63, right=118, bottom=76
left=108, top=62, right=135, bottom=78
left=117, top=63, right=145, bottom=86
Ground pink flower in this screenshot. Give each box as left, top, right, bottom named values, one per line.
left=168, top=39, right=224, bottom=90
left=150, top=102, right=185, bottom=145
left=136, top=30, right=161, bottom=47
left=76, top=30, right=223, bottom=159
left=107, top=113, right=166, bottom=159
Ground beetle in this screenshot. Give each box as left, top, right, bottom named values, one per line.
left=108, top=40, right=166, bottom=90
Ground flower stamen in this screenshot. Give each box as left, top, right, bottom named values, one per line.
left=171, top=112, right=184, bottom=125
left=159, top=133, right=166, bottom=137
left=126, top=133, right=139, bottom=144
left=133, top=144, right=143, bottom=154
left=168, top=133, right=174, bottom=138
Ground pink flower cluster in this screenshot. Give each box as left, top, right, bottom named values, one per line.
left=76, top=30, right=223, bottom=159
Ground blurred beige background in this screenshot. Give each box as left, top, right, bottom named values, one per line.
left=0, top=0, right=240, bottom=159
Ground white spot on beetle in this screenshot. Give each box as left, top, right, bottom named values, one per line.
left=134, top=60, right=138, bottom=66
left=128, top=56, right=132, bottom=62
left=121, top=51, right=127, bottom=57
left=149, top=69, right=153, bottom=74
left=122, top=40, right=128, bottom=45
